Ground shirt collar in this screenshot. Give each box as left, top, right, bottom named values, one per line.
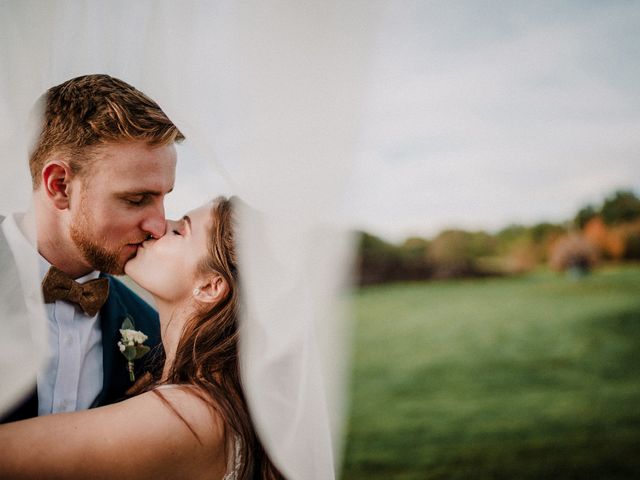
left=3, top=212, right=100, bottom=283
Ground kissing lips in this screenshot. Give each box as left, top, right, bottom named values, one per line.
left=140, top=238, right=155, bottom=249
left=125, top=241, right=145, bottom=258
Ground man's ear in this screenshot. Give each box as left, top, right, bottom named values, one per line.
left=193, top=274, right=229, bottom=304
left=41, top=160, right=73, bottom=210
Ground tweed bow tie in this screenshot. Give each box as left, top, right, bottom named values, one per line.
left=41, top=266, right=109, bottom=317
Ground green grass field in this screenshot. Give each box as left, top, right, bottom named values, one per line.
left=341, top=266, right=640, bottom=480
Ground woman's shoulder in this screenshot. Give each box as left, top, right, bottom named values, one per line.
left=141, top=384, right=226, bottom=444
left=119, top=385, right=229, bottom=477
left=152, top=384, right=242, bottom=480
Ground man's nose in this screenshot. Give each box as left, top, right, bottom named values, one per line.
left=141, top=204, right=166, bottom=239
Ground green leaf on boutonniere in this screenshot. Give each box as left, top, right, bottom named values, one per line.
left=121, top=316, right=135, bottom=330
left=123, top=345, right=138, bottom=361
left=134, top=345, right=150, bottom=359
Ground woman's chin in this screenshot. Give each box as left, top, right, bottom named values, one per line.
left=123, top=258, right=139, bottom=280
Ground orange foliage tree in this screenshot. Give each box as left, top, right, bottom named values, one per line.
left=583, top=216, right=624, bottom=260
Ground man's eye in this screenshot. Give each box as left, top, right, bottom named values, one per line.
left=125, top=196, right=146, bottom=206
left=172, top=229, right=182, bottom=236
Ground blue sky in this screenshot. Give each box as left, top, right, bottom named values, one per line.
left=165, top=1, right=640, bottom=241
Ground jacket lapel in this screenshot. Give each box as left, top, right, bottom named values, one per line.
left=91, top=274, right=130, bottom=408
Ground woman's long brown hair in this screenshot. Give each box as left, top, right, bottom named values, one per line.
left=155, top=196, right=283, bottom=479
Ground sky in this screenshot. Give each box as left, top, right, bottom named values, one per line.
left=165, top=1, right=640, bottom=242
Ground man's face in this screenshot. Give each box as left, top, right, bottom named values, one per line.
left=68, top=141, right=177, bottom=274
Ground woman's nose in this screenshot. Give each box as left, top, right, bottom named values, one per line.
left=165, top=218, right=181, bottom=233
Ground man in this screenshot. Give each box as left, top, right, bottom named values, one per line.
left=0, top=74, right=183, bottom=422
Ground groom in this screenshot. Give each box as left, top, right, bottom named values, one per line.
left=0, top=74, right=183, bottom=422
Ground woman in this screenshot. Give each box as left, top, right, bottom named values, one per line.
left=0, top=197, right=282, bottom=480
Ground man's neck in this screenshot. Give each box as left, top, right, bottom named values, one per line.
left=31, top=199, right=94, bottom=279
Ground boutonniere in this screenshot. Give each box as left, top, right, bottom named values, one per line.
left=117, top=316, right=150, bottom=382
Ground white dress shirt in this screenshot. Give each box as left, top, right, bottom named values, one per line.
left=2, top=213, right=103, bottom=415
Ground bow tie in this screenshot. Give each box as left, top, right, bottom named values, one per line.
left=41, top=266, right=110, bottom=317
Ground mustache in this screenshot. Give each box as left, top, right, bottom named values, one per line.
left=125, top=236, right=152, bottom=246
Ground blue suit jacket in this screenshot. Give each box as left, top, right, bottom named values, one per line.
left=0, top=217, right=164, bottom=423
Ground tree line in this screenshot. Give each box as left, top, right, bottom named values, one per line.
left=356, top=190, right=640, bottom=285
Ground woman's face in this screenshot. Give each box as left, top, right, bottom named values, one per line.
left=125, top=202, right=213, bottom=303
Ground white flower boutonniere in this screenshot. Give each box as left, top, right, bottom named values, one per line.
left=117, top=316, right=150, bottom=382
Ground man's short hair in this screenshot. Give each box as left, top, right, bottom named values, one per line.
left=29, top=74, right=184, bottom=188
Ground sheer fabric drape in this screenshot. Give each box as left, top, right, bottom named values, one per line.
left=0, top=2, right=377, bottom=478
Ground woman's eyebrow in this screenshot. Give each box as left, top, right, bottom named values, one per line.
left=183, top=215, right=192, bottom=232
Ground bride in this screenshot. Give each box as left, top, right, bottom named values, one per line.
left=0, top=196, right=283, bottom=480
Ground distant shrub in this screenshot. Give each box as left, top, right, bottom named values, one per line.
left=356, top=232, right=433, bottom=285
left=504, top=241, right=539, bottom=274
left=549, top=233, right=599, bottom=275
left=495, top=223, right=565, bottom=273
left=427, top=229, right=497, bottom=279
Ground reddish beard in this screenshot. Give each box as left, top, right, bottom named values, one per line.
left=69, top=206, right=143, bottom=275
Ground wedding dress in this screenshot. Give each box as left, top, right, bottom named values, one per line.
left=222, top=436, right=242, bottom=480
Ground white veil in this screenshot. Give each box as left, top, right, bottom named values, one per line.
left=0, top=1, right=379, bottom=478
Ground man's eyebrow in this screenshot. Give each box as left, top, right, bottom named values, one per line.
left=183, top=215, right=191, bottom=232
left=119, top=188, right=173, bottom=196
